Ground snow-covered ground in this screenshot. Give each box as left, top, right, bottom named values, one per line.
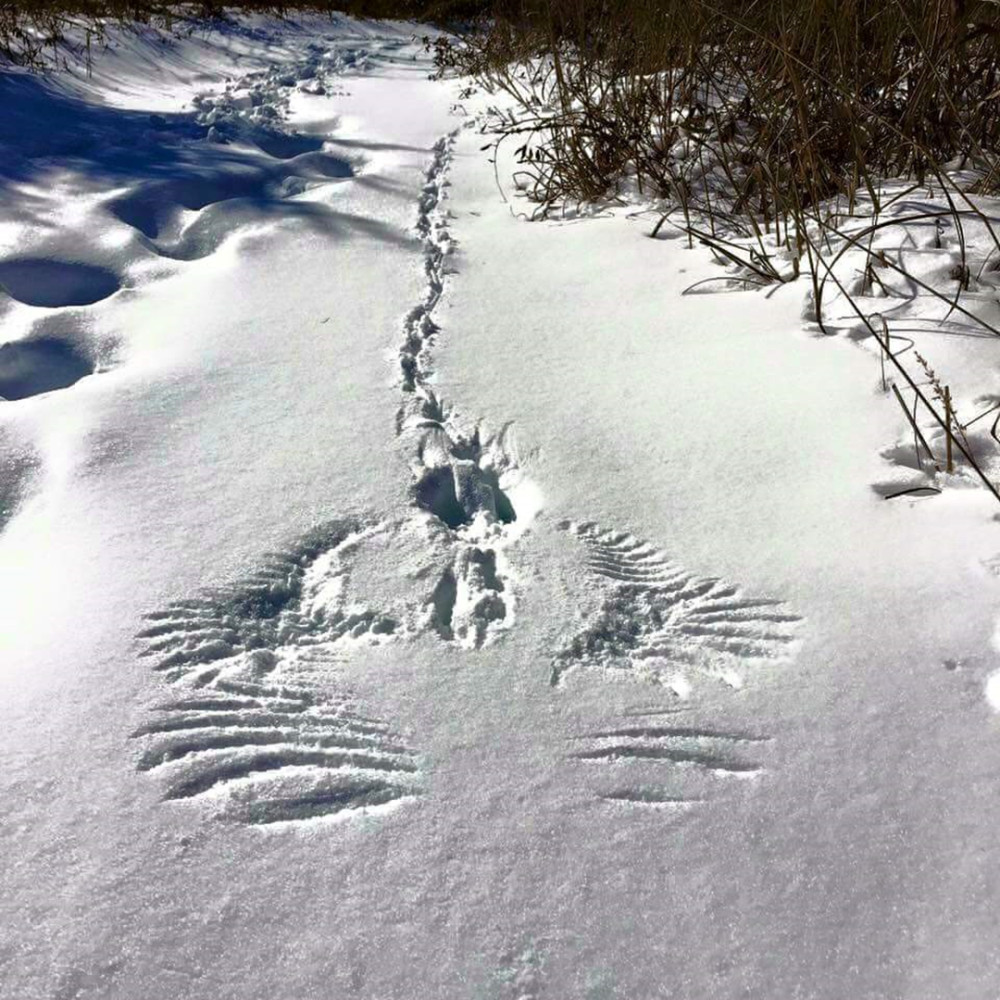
left=2, top=13, right=1000, bottom=1000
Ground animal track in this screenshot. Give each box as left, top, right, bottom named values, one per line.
left=137, top=517, right=401, bottom=684
left=553, top=521, right=801, bottom=687
left=189, top=36, right=369, bottom=146
left=93, top=39, right=364, bottom=264
left=397, top=132, right=455, bottom=399
left=570, top=718, right=770, bottom=809
left=134, top=516, right=428, bottom=824
left=393, top=130, right=538, bottom=649
left=132, top=677, right=419, bottom=825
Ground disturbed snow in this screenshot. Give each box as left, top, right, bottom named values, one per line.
left=1, top=13, right=1000, bottom=1000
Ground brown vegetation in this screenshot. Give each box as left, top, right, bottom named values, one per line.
left=440, top=1, right=1000, bottom=501
left=0, top=0, right=486, bottom=67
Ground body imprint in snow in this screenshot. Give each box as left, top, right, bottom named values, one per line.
left=131, top=130, right=800, bottom=829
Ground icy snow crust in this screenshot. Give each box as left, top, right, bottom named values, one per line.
left=1, top=14, right=1000, bottom=1000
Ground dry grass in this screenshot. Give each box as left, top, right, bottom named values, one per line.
left=449, top=1, right=1000, bottom=213
left=0, top=0, right=485, bottom=66
left=440, top=0, right=1000, bottom=501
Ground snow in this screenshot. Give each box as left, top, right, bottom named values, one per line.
left=984, top=670, right=1000, bottom=711
left=2, top=12, right=1000, bottom=1000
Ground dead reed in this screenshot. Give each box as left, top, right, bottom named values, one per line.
left=0, top=0, right=483, bottom=66
left=442, top=0, right=1000, bottom=500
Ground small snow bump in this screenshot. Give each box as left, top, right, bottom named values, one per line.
left=668, top=674, right=692, bottom=699
left=985, top=670, right=1000, bottom=711
left=720, top=668, right=744, bottom=689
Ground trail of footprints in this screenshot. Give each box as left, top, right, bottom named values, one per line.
left=396, top=128, right=527, bottom=651
left=133, top=128, right=802, bottom=825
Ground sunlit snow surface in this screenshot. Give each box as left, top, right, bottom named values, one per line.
left=984, top=671, right=1000, bottom=711
left=2, top=13, right=1000, bottom=1000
